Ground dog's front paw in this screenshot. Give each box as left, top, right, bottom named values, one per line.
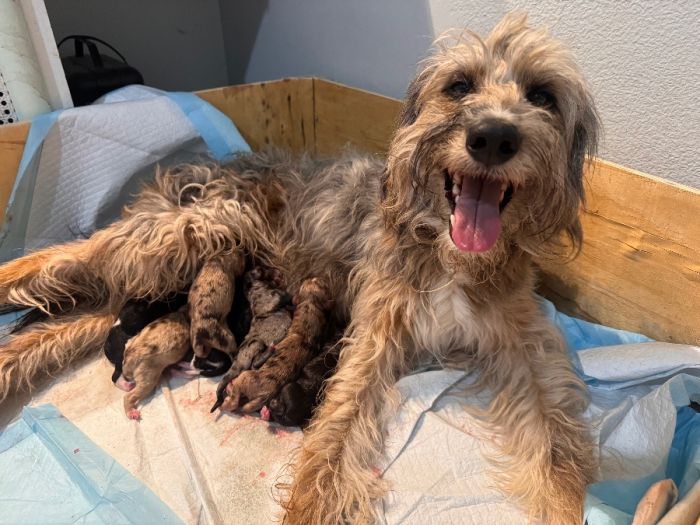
left=219, top=370, right=280, bottom=413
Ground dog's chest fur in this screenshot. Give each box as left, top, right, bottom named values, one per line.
left=410, top=278, right=478, bottom=356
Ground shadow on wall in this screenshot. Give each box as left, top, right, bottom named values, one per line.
left=219, top=0, right=269, bottom=85
left=239, top=0, right=436, bottom=99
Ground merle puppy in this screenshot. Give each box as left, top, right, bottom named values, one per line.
left=104, top=296, right=186, bottom=390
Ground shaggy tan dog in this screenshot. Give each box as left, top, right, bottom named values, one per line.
left=0, top=13, right=598, bottom=524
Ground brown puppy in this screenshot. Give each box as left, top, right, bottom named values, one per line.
left=266, top=332, right=341, bottom=427
left=122, top=307, right=190, bottom=420
left=211, top=267, right=292, bottom=412
left=189, top=254, right=244, bottom=359
left=219, top=277, right=333, bottom=414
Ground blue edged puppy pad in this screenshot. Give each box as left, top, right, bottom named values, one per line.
left=0, top=404, right=183, bottom=524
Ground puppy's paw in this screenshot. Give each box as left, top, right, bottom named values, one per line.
left=127, top=408, right=142, bottom=421
left=251, top=343, right=275, bottom=369
left=211, top=367, right=245, bottom=412
left=219, top=370, right=280, bottom=413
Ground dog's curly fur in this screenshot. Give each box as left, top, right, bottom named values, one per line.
left=0, top=13, right=598, bottom=524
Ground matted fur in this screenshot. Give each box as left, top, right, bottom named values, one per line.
left=0, top=13, right=598, bottom=524
left=0, top=309, right=115, bottom=400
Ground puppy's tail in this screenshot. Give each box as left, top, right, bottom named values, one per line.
left=0, top=309, right=115, bottom=402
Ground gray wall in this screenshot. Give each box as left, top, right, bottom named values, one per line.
left=46, top=0, right=228, bottom=92
left=239, top=0, right=700, bottom=188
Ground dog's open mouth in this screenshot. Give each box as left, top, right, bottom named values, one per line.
left=444, top=171, right=513, bottom=252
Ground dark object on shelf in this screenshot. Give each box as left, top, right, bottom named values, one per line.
left=58, top=35, right=144, bottom=106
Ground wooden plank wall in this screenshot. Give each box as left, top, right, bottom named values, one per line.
left=538, top=163, right=700, bottom=343
left=198, top=78, right=314, bottom=155
left=0, top=78, right=698, bottom=344
left=313, top=79, right=399, bottom=156
left=0, top=122, right=30, bottom=224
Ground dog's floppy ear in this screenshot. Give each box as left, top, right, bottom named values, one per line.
left=398, top=78, right=423, bottom=127
left=568, top=98, right=599, bottom=201
left=398, top=66, right=434, bottom=127
left=564, top=96, right=600, bottom=250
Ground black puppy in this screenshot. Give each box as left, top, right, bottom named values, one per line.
left=266, top=338, right=340, bottom=428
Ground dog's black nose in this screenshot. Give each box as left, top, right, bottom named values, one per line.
left=467, top=120, right=521, bottom=166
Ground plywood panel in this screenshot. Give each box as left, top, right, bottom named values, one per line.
left=197, top=78, right=314, bottom=154
left=313, top=78, right=400, bottom=156
left=0, top=122, right=30, bottom=223
left=537, top=160, right=700, bottom=343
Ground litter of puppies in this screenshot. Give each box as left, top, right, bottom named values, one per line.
left=103, top=258, right=340, bottom=427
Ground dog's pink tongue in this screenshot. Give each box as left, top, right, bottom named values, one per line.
left=451, top=177, right=502, bottom=252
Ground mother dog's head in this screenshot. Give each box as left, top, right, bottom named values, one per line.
left=382, top=12, right=599, bottom=260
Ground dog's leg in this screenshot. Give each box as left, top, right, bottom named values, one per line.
left=0, top=309, right=115, bottom=401
left=0, top=240, right=102, bottom=310
left=476, top=314, right=595, bottom=525
left=283, top=290, right=406, bottom=525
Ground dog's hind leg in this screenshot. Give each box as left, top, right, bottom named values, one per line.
left=0, top=309, right=115, bottom=402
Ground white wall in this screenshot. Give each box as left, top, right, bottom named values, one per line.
left=239, top=0, right=700, bottom=188
left=46, top=0, right=228, bottom=92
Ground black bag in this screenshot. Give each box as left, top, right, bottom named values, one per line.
left=59, top=35, right=144, bottom=106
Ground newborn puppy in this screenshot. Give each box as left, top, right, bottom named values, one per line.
left=210, top=267, right=292, bottom=412
left=121, top=307, right=191, bottom=420
left=217, top=277, right=333, bottom=414
left=189, top=254, right=244, bottom=359
left=266, top=334, right=341, bottom=427
left=104, top=295, right=186, bottom=391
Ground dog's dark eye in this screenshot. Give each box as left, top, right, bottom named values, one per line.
left=444, top=79, right=473, bottom=100
left=526, top=87, right=556, bottom=109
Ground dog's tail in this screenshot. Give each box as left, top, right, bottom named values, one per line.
left=0, top=309, right=115, bottom=402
